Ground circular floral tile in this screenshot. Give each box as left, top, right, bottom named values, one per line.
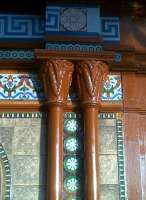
left=64, top=156, right=80, bottom=172
left=64, top=118, right=80, bottom=134
left=64, top=137, right=80, bottom=153
left=64, top=176, right=80, bottom=193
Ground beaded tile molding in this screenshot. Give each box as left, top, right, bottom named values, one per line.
left=0, top=50, right=34, bottom=60
left=0, top=112, right=45, bottom=118
left=100, top=113, right=127, bottom=200
left=0, top=143, right=11, bottom=200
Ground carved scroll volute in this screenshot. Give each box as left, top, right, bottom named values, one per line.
left=41, top=60, right=74, bottom=105
left=77, top=60, right=109, bottom=106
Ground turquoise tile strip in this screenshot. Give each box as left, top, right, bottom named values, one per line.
left=116, top=119, right=127, bottom=200
left=0, top=143, right=11, bottom=200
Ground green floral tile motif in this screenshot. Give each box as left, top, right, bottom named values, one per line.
left=64, top=176, right=80, bottom=193
left=64, top=119, right=81, bottom=134
left=64, top=156, right=80, bottom=173
left=63, top=112, right=83, bottom=200
left=64, top=136, right=81, bottom=153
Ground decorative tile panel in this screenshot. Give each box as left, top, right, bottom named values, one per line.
left=99, top=113, right=127, bottom=200
left=100, top=155, right=119, bottom=184
left=0, top=74, right=44, bottom=100
left=102, top=74, right=122, bottom=101
left=46, top=6, right=101, bottom=36
left=67, top=74, right=122, bottom=102
left=63, top=112, right=84, bottom=200
left=101, top=17, right=120, bottom=42
left=0, top=113, right=47, bottom=200
left=100, top=184, right=119, bottom=200
left=0, top=15, right=44, bottom=39
left=60, top=8, right=87, bottom=32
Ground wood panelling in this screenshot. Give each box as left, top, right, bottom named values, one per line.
left=139, top=115, right=146, bottom=200
left=123, top=72, right=146, bottom=112
left=124, top=113, right=142, bottom=200
left=123, top=72, right=146, bottom=200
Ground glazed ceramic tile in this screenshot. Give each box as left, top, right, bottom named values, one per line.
left=13, top=126, right=41, bottom=155
left=99, top=126, right=117, bottom=154
left=100, top=155, right=118, bottom=184
left=13, top=156, right=40, bottom=185
left=100, top=184, right=119, bottom=200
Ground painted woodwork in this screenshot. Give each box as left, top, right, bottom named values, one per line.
left=40, top=60, right=74, bottom=200
left=76, top=60, right=109, bottom=200
left=123, top=72, right=146, bottom=200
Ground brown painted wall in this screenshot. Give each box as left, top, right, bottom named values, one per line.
left=120, top=17, right=146, bottom=51
left=123, top=72, right=146, bottom=200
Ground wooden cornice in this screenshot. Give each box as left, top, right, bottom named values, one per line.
left=35, top=49, right=115, bottom=62
left=45, top=35, right=103, bottom=43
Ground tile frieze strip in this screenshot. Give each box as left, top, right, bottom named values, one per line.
left=0, top=50, right=35, bottom=60
left=0, top=13, right=120, bottom=42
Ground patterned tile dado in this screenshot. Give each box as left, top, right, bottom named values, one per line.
left=13, top=126, right=41, bottom=155
left=0, top=115, right=47, bottom=200
left=100, top=184, right=119, bottom=200
left=99, top=113, right=127, bottom=200
left=99, top=125, right=117, bottom=154
left=13, top=156, right=40, bottom=185
left=0, top=74, right=44, bottom=100
left=100, top=155, right=119, bottom=185
left=13, top=186, right=46, bottom=200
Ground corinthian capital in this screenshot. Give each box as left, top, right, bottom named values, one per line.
left=76, top=60, right=109, bottom=105
left=41, top=60, right=74, bottom=105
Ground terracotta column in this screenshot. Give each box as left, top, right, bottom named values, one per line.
left=76, top=60, right=109, bottom=200
left=41, top=60, right=74, bottom=200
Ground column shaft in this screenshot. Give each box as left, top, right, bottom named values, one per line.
left=84, top=106, right=99, bottom=200
left=47, top=105, right=63, bottom=200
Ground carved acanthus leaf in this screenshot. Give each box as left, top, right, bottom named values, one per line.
left=77, top=60, right=109, bottom=104
left=42, top=60, right=74, bottom=104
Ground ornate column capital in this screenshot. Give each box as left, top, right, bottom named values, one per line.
left=41, top=59, right=74, bottom=106
left=76, top=60, right=109, bottom=106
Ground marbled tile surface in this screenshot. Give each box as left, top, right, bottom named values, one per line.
left=100, top=184, right=119, bottom=200
left=13, top=186, right=46, bottom=200
left=0, top=127, right=14, bottom=155
left=99, top=126, right=117, bottom=155
left=0, top=117, right=47, bottom=200
left=100, top=155, right=119, bottom=184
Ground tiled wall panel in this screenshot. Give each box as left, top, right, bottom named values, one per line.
left=0, top=113, right=47, bottom=200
